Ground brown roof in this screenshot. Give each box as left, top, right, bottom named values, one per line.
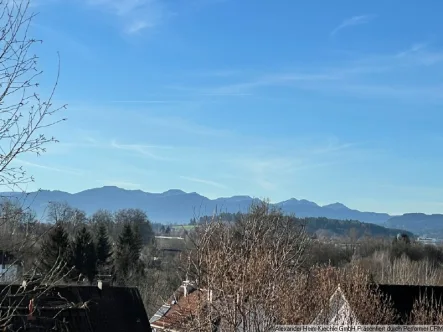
left=150, top=284, right=207, bottom=331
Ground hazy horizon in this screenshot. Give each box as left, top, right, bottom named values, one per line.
left=1, top=185, right=434, bottom=216
left=12, top=0, right=443, bottom=215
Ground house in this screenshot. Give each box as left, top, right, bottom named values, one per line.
left=150, top=281, right=273, bottom=331
left=0, top=283, right=152, bottom=331
left=312, top=285, right=360, bottom=324
left=313, top=284, right=443, bottom=325
left=150, top=280, right=215, bottom=331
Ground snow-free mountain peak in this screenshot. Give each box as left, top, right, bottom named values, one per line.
left=0, top=186, right=392, bottom=225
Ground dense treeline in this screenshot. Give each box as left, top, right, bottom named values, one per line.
left=192, top=209, right=443, bottom=286
left=180, top=203, right=443, bottom=329
left=305, top=236, right=443, bottom=284
left=195, top=212, right=413, bottom=239
left=0, top=199, right=182, bottom=316
left=4, top=198, right=443, bottom=323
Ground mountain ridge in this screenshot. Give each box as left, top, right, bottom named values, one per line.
left=2, top=186, right=441, bottom=235
left=0, top=186, right=396, bottom=224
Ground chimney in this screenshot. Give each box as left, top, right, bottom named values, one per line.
left=183, top=280, right=189, bottom=297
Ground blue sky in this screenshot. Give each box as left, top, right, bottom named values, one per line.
left=13, top=0, right=443, bottom=214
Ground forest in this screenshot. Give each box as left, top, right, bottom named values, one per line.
left=2, top=198, right=443, bottom=325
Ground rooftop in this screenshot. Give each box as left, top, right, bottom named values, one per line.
left=0, top=284, right=152, bottom=332
left=150, top=282, right=207, bottom=331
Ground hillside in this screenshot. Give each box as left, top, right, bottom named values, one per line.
left=0, top=186, right=394, bottom=224
left=386, top=213, right=443, bottom=237
left=276, top=199, right=390, bottom=224
left=303, top=217, right=413, bottom=239
left=198, top=213, right=412, bottom=239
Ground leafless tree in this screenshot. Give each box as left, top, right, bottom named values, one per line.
left=184, top=201, right=309, bottom=331
left=0, top=0, right=66, bottom=193
left=408, top=292, right=443, bottom=324
left=0, top=254, right=80, bottom=331
left=47, top=201, right=86, bottom=235
left=0, top=1, right=77, bottom=329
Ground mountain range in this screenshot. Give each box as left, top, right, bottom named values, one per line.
left=1, top=186, right=441, bottom=235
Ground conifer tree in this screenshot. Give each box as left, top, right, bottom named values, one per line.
left=70, top=226, right=97, bottom=283
left=115, top=223, right=133, bottom=280
left=40, top=222, right=71, bottom=274
left=96, top=223, right=112, bottom=273
left=131, top=223, right=143, bottom=260
left=115, top=223, right=144, bottom=283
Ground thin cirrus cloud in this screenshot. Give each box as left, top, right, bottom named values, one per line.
left=181, top=43, right=443, bottom=103
left=126, top=20, right=153, bottom=34
left=110, top=100, right=186, bottom=104
left=85, top=0, right=170, bottom=34
left=142, top=116, right=232, bottom=137
left=14, top=159, right=84, bottom=176
left=330, top=15, right=376, bottom=37
left=167, top=72, right=339, bottom=97
left=110, top=140, right=173, bottom=160
left=395, top=43, right=443, bottom=66
left=49, top=136, right=176, bottom=159
left=180, top=176, right=227, bottom=189
left=83, top=0, right=229, bottom=34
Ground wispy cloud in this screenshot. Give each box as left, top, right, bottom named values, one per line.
left=110, top=100, right=185, bottom=104
left=311, top=82, right=443, bottom=103
left=51, top=137, right=174, bottom=160
left=110, top=140, right=172, bottom=160
left=230, top=156, right=303, bottom=191
left=310, top=141, right=360, bottom=155
left=84, top=0, right=227, bottom=34
left=143, top=116, right=232, bottom=137
left=180, top=176, right=227, bottom=189
left=176, top=42, right=443, bottom=103
left=14, top=159, right=84, bottom=175
left=395, top=43, right=443, bottom=66
left=168, top=73, right=338, bottom=96
left=224, top=137, right=361, bottom=191
left=85, top=0, right=171, bottom=34
left=330, top=15, right=376, bottom=36
left=126, top=20, right=152, bottom=34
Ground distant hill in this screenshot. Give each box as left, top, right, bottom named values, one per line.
left=303, top=217, right=413, bottom=239
left=276, top=199, right=390, bottom=224
left=0, top=186, right=395, bottom=224
left=198, top=212, right=412, bottom=240
left=386, top=213, right=443, bottom=237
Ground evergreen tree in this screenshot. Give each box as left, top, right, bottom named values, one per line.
left=115, top=223, right=133, bottom=280
left=131, top=224, right=143, bottom=260
left=114, top=208, right=154, bottom=244
left=95, top=223, right=112, bottom=272
left=70, top=226, right=97, bottom=283
left=40, top=222, right=71, bottom=274
left=115, top=223, right=143, bottom=283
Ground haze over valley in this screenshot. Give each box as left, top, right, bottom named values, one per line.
left=3, top=186, right=442, bottom=236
